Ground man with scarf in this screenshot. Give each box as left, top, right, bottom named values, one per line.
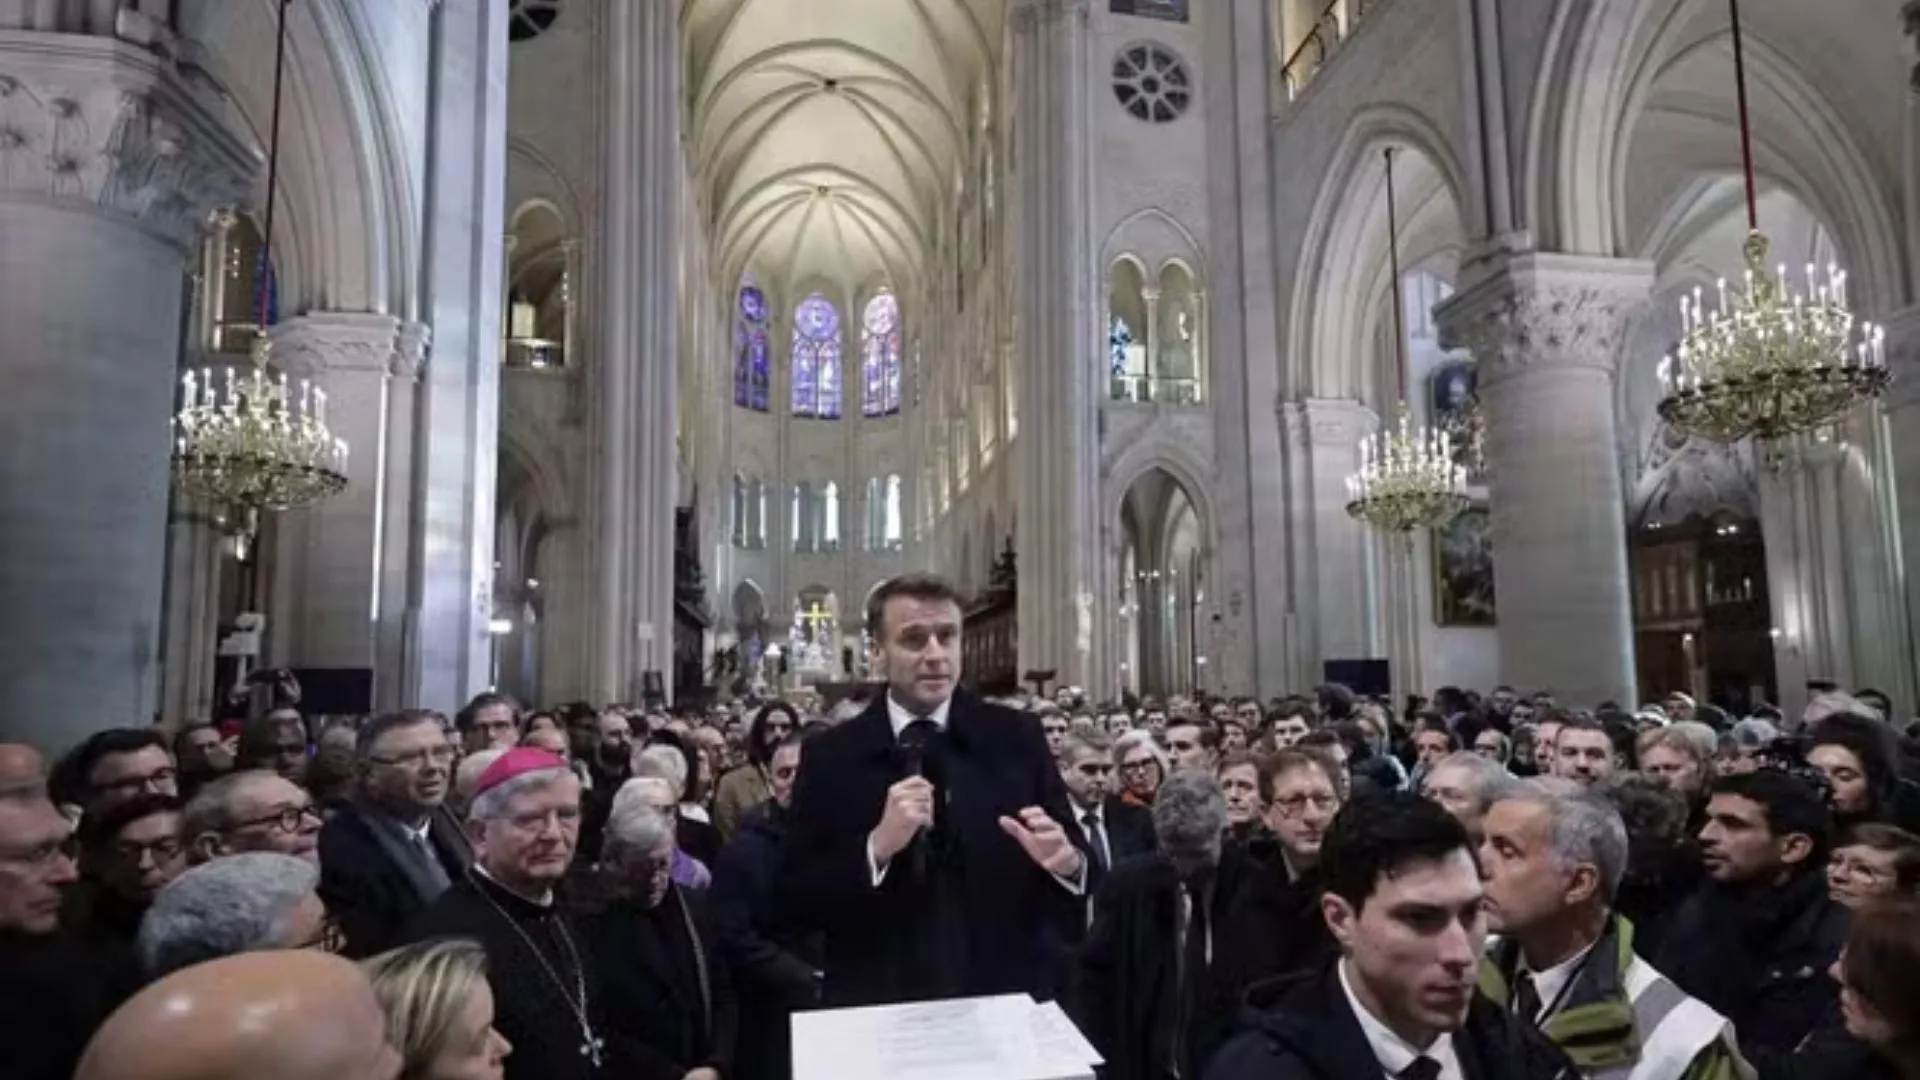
left=1655, top=770, right=1850, bottom=1065
left=1477, top=785, right=1746, bottom=1080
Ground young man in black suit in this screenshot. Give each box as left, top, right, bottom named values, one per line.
left=1206, top=792, right=1574, bottom=1080
left=779, top=573, right=1088, bottom=1006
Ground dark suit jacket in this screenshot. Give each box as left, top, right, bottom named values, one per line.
left=1071, top=846, right=1262, bottom=1080
left=580, top=889, right=737, bottom=1080
left=318, top=802, right=471, bottom=958
left=778, top=690, right=1086, bottom=1006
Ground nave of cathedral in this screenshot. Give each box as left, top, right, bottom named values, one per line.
left=6, top=1, right=1920, bottom=1080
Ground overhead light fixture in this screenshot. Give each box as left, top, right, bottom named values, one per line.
left=170, top=0, right=347, bottom=560
left=1656, top=0, right=1889, bottom=442
left=1345, top=147, right=1468, bottom=533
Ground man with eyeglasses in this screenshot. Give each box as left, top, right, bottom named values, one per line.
left=66, top=794, right=188, bottom=945
left=182, top=770, right=322, bottom=865
left=53, top=729, right=178, bottom=816
left=319, top=711, right=472, bottom=958
left=0, top=769, right=142, bottom=1080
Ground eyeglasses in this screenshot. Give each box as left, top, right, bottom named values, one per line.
left=1119, top=759, right=1158, bottom=774
left=232, top=803, right=322, bottom=835
left=369, top=746, right=456, bottom=770
left=772, top=765, right=798, bottom=780
left=98, top=767, right=177, bottom=795
left=110, top=836, right=183, bottom=864
left=1831, top=855, right=1890, bottom=885
left=0, top=835, right=77, bottom=871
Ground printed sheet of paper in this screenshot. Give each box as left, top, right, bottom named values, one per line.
left=793, top=994, right=1101, bottom=1080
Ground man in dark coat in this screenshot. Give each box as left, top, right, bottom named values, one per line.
left=779, top=573, right=1088, bottom=1007
left=1206, top=792, right=1576, bottom=1080
left=1072, top=772, right=1268, bottom=1080
left=404, top=749, right=605, bottom=1080
left=318, top=711, right=471, bottom=958
left=1655, top=769, right=1850, bottom=1066
left=1058, top=727, right=1155, bottom=898
left=0, top=773, right=143, bottom=1080
left=578, top=798, right=735, bottom=1080
left=710, top=736, right=819, bottom=1080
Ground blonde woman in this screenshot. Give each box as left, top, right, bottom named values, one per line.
left=363, top=938, right=512, bottom=1080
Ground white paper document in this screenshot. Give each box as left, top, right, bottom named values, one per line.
left=793, top=994, right=1103, bottom=1080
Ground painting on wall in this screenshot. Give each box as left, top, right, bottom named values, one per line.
left=1110, top=0, right=1188, bottom=22
left=1429, top=359, right=1485, bottom=482
left=1433, top=503, right=1496, bottom=627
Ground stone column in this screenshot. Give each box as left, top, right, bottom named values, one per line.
left=1758, top=434, right=1850, bottom=720
left=1885, top=311, right=1920, bottom=719
left=265, top=313, right=407, bottom=691
left=1012, top=0, right=1103, bottom=689
left=1437, top=253, right=1651, bottom=709
left=405, top=0, right=508, bottom=710
left=592, top=0, right=680, bottom=703
left=375, top=323, right=428, bottom=709
left=0, top=31, right=250, bottom=751
left=1278, top=399, right=1379, bottom=686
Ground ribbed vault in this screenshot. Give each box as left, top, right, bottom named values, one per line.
left=686, top=0, right=1002, bottom=295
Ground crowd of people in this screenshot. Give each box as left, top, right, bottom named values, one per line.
left=4, top=572, right=1920, bottom=1080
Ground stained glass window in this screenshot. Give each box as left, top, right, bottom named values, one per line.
left=861, top=291, right=903, bottom=417
left=734, top=282, right=771, bottom=411
left=791, top=293, right=842, bottom=418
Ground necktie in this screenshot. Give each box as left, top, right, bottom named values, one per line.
left=412, top=829, right=450, bottom=893
left=898, top=718, right=939, bottom=771
left=1511, top=970, right=1542, bottom=1023
left=1398, top=1056, right=1441, bottom=1080
left=1082, top=810, right=1109, bottom=872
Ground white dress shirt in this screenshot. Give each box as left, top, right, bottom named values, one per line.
left=1338, top=959, right=1465, bottom=1080
left=1515, top=940, right=1597, bottom=1024
left=866, top=692, right=1085, bottom=894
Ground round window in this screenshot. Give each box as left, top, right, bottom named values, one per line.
left=1112, top=44, right=1191, bottom=123
left=509, top=0, right=560, bottom=42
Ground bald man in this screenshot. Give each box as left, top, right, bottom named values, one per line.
left=76, top=950, right=401, bottom=1080
left=0, top=743, right=46, bottom=794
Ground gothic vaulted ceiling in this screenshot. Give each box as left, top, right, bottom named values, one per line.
left=686, top=0, right=1003, bottom=297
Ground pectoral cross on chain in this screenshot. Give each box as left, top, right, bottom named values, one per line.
left=581, top=1033, right=604, bottom=1067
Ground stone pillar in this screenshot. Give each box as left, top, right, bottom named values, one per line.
left=1278, top=399, right=1379, bottom=686
left=0, top=31, right=250, bottom=751
left=374, top=323, right=428, bottom=709
left=592, top=0, right=680, bottom=703
left=1437, top=253, right=1651, bottom=709
left=1012, top=0, right=1102, bottom=689
left=1758, top=434, right=1850, bottom=720
left=265, top=313, right=412, bottom=688
left=405, top=0, right=508, bottom=709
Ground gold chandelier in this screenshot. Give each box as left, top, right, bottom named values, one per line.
left=1345, top=147, right=1467, bottom=533
left=1655, top=0, right=1890, bottom=443
left=171, top=340, right=348, bottom=545
left=170, top=0, right=348, bottom=554
left=1346, top=404, right=1469, bottom=532
left=1657, top=232, right=1888, bottom=442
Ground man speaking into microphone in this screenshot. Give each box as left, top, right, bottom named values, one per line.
left=780, top=573, right=1087, bottom=1006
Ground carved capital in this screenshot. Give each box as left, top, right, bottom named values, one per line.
left=394, top=322, right=432, bottom=380
left=1011, top=0, right=1086, bottom=33
left=0, top=35, right=253, bottom=252
left=268, top=312, right=405, bottom=379
left=1435, top=253, right=1653, bottom=389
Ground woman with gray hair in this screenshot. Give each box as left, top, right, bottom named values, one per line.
left=636, top=743, right=724, bottom=869
left=576, top=800, right=735, bottom=1080
left=1113, top=728, right=1168, bottom=808
left=609, top=777, right=712, bottom=890
left=137, top=851, right=333, bottom=977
